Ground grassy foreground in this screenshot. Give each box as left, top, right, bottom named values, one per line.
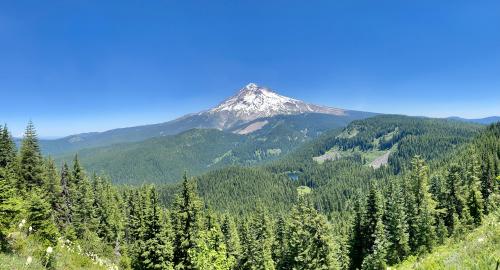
left=395, top=212, right=500, bottom=270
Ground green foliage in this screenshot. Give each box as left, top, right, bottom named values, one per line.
left=171, top=175, right=204, bottom=269
left=27, top=191, right=59, bottom=247
left=19, top=121, right=45, bottom=191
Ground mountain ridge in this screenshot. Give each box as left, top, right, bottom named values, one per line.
left=38, top=83, right=373, bottom=155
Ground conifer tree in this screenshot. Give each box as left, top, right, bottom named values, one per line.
left=172, top=174, right=203, bottom=269
left=70, top=155, right=98, bottom=238
left=221, top=214, right=241, bottom=268
left=362, top=185, right=384, bottom=260
left=191, top=212, right=232, bottom=270
left=443, top=164, right=465, bottom=235
left=240, top=207, right=275, bottom=270
left=348, top=199, right=365, bottom=270
left=383, top=180, right=410, bottom=264
left=138, top=186, right=174, bottom=270
left=27, top=191, right=59, bottom=246
left=407, top=156, right=436, bottom=253
left=58, top=162, right=72, bottom=229
left=286, top=197, right=339, bottom=270
left=0, top=166, right=23, bottom=251
left=272, top=216, right=288, bottom=270
left=19, top=121, right=44, bottom=191
left=43, top=159, right=63, bottom=216
left=360, top=218, right=387, bottom=270
left=0, top=125, right=16, bottom=168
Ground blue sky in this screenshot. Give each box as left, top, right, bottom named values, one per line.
left=1, top=0, right=499, bottom=137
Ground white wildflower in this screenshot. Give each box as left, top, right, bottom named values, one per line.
left=46, top=246, right=53, bottom=254
left=26, top=256, right=32, bottom=265
left=28, top=226, right=33, bottom=233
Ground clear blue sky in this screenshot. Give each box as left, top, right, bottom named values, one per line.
left=1, top=0, right=499, bottom=137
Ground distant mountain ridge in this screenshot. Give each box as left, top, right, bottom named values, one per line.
left=447, top=116, right=500, bottom=125
left=39, top=83, right=374, bottom=155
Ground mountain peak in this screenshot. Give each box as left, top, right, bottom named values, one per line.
left=207, top=83, right=346, bottom=128
left=244, top=83, right=259, bottom=90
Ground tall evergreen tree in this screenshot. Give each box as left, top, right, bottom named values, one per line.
left=443, top=164, right=465, bottom=235
left=0, top=166, right=23, bottom=251
left=348, top=199, right=365, bottom=270
left=172, top=174, right=203, bottom=269
left=221, top=214, right=241, bottom=268
left=362, top=185, right=384, bottom=260
left=138, top=186, right=174, bottom=270
left=0, top=125, right=16, bottom=168
left=70, top=155, right=98, bottom=238
left=27, top=191, right=59, bottom=247
left=383, top=180, right=410, bottom=265
left=240, top=207, right=275, bottom=270
left=407, top=156, right=436, bottom=253
left=19, top=121, right=44, bottom=191
left=286, top=197, right=339, bottom=270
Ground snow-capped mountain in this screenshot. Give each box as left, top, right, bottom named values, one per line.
left=39, top=83, right=373, bottom=155
left=202, top=83, right=345, bottom=129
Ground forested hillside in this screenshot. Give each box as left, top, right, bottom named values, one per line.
left=55, top=113, right=356, bottom=184
left=1, top=119, right=498, bottom=270
left=156, top=115, right=481, bottom=215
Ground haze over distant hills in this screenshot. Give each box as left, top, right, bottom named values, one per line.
left=447, top=116, right=500, bottom=125
left=38, top=83, right=375, bottom=155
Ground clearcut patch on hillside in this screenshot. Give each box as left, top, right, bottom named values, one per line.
left=234, top=120, right=268, bottom=134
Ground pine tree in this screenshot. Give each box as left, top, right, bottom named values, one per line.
left=362, top=185, right=384, bottom=260
left=443, top=164, right=465, bottom=235
left=43, top=158, right=63, bottom=217
left=464, top=153, right=484, bottom=226
left=191, top=212, right=232, bottom=270
left=27, top=191, right=59, bottom=246
left=360, top=218, right=387, bottom=270
left=348, top=199, right=365, bottom=270
left=0, top=166, right=23, bottom=251
left=272, top=216, right=288, bottom=270
left=286, top=197, right=339, bottom=270
left=240, top=207, right=275, bottom=270
left=19, top=121, right=44, bottom=191
left=58, top=163, right=72, bottom=230
left=383, top=180, right=410, bottom=265
left=407, top=156, right=436, bottom=253
left=0, top=125, right=16, bottom=168
left=172, top=174, right=203, bottom=269
left=138, top=186, right=174, bottom=270
left=70, top=155, right=98, bottom=238
left=221, top=214, right=241, bottom=268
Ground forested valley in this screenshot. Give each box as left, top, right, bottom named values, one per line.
left=1, top=116, right=499, bottom=269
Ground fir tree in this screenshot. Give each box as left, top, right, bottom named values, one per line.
left=443, top=164, right=465, bottom=235
left=27, top=191, right=59, bottom=246
left=286, top=197, right=339, bottom=270
left=360, top=218, right=387, bottom=270
left=172, top=174, right=203, bottom=269
left=383, top=180, right=410, bottom=265
left=407, top=156, right=436, bottom=253
left=0, top=166, right=23, bottom=251
left=221, top=214, right=241, bottom=268
left=19, top=121, right=44, bottom=191
left=70, top=155, right=98, bottom=238
left=240, top=207, right=275, bottom=270
left=138, top=186, right=174, bottom=270
left=348, top=199, right=365, bottom=270
left=191, top=212, right=232, bottom=270
left=0, top=125, right=16, bottom=168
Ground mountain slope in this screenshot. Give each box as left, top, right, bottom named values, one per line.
left=39, top=83, right=373, bottom=155
left=395, top=212, right=500, bottom=270
left=55, top=113, right=363, bottom=184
